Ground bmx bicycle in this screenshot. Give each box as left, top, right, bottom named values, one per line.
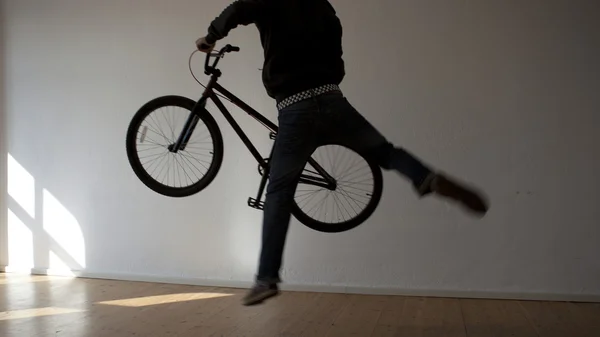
left=125, top=45, right=383, bottom=233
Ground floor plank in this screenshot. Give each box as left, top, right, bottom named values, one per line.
left=370, top=296, right=406, bottom=337
left=242, top=291, right=319, bottom=337
left=374, top=297, right=467, bottom=337
left=325, top=294, right=388, bottom=337
left=519, top=300, right=597, bottom=337
left=461, top=299, right=538, bottom=337
left=279, top=293, right=351, bottom=337
left=568, top=302, right=600, bottom=334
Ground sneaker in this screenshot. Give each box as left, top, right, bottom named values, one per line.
left=242, top=282, right=280, bottom=306
left=430, top=174, right=489, bottom=216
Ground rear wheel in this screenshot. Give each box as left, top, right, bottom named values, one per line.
left=126, top=95, right=224, bottom=197
left=291, top=144, right=383, bottom=233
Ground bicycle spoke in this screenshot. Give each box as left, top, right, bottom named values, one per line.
left=185, top=138, right=213, bottom=145
left=336, top=147, right=353, bottom=180
left=326, top=145, right=335, bottom=175
left=168, top=107, right=175, bottom=139
left=324, top=192, right=334, bottom=223
left=178, top=152, right=207, bottom=177
left=174, top=154, right=194, bottom=187
left=144, top=153, right=166, bottom=176
left=339, top=167, right=372, bottom=183
left=332, top=145, right=342, bottom=177
left=138, top=128, right=169, bottom=146
left=337, top=163, right=369, bottom=182
left=136, top=135, right=167, bottom=147
left=337, top=180, right=374, bottom=191
left=147, top=113, right=172, bottom=144
left=311, top=193, right=329, bottom=220
left=333, top=184, right=362, bottom=216
left=332, top=192, right=344, bottom=222
left=337, top=187, right=366, bottom=209
left=176, top=155, right=200, bottom=183
left=172, top=108, right=180, bottom=138
left=338, top=188, right=371, bottom=201
left=305, top=192, right=330, bottom=219
left=296, top=194, right=320, bottom=211
left=172, top=154, right=179, bottom=187
left=336, top=182, right=374, bottom=194
left=149, top=151, right=170, bottom=179
left=187, top=126, right=211, bottom=143
left=139, top=151, right=171, bottom=161
left=160, top=107, right=175, bottom=141
left=338, top=176, right=374, bottom=185
left=340, top=155, right=361, bottom=179
left=136, top=145, right=165, bottom=153
left=156, top=154, right=171, bottom=184
left=143, top=150, right=169, bottom=171
left=331, top=145, right=342, bottom=177
left=179, top=151, right=210, bottom=171
left=181, top=149, right=214, bottom=157
left=295, top=189, right=323, bottom=207
left=295, top=189, right=325, bottom=199
left=165, top=154, right=173, bottom=185
left=331, top=191, right=351, bottom=222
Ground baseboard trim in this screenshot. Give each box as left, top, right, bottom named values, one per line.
left=14, top=268, right=599, bottom=303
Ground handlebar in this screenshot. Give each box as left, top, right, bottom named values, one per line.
left=204, top=44, right=240, bottom=76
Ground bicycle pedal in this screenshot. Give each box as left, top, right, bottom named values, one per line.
left=247, top=197, right=265, bottom=210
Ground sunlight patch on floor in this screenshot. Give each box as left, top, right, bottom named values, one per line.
left=0, top=275, right=66, bottom=285
left=96, top=292, right=234, bottom=307
left=0, top=307, right=84, bottom=321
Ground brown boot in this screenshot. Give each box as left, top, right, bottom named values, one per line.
left=429, top=173, right=489, bottom=216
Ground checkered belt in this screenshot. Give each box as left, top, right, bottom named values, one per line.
left=276, top=84, right=341, bottom=111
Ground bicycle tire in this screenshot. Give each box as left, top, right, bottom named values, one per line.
left=291, top=144, right=383, bottom=233
left=126, top=95, right=224, bottom=197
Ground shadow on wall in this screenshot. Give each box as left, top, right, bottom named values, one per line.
left=4, top=153, right=86, bottom=276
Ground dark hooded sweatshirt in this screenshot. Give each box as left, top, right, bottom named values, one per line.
left=205, top=0, right=345, bottom=102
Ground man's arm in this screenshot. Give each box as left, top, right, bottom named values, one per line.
left=205, top=0, right=268, bottom=44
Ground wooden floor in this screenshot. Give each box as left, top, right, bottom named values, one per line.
left=0, top=274, right=598, bottom=337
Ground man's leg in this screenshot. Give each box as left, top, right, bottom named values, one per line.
left=243, top=102, right=318, bottom=306
left=323, top=93, right=488, bottom=214
left=369, top=142, right=488, bottom=214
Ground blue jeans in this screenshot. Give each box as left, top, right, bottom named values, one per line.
left=257, top=91, right=432, bottom=283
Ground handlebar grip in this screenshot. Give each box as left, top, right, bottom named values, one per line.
left=230, top=46, right=240, bottom=52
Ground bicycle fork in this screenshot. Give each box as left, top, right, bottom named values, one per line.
left=169, top=99, right=207, bottom=153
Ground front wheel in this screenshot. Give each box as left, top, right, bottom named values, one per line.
left=291, top=144, right=383, bottom=233
left=126, top=95, right=224, bottom=197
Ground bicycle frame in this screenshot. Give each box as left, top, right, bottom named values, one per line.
left=171, top=52, right=337, bottom=201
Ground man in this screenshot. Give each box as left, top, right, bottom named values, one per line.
left=196, top=0, right=489, bottom=306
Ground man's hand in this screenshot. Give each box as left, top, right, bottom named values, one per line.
left=196, top=36, right=215, bottom=53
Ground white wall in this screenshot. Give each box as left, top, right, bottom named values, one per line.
left=2, top=0, right=599, bottom=300
left=1, top=0, right=8, bottom=268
